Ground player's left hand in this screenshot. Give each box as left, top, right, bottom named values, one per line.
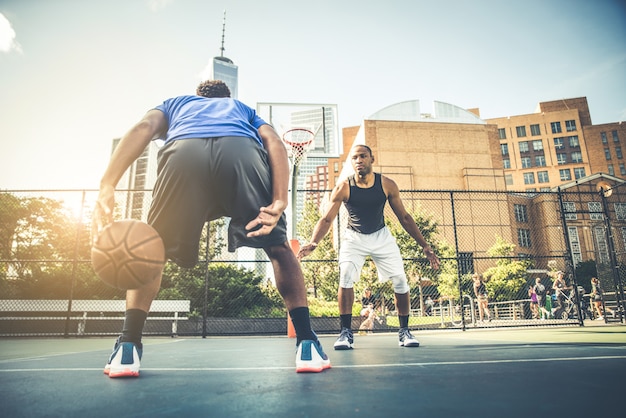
left=245, top=201, right=284, bottom=238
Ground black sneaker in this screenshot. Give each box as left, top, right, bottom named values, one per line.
left=398, top=327, right=419, bottom=347
left=333, top=327, right=354, bottom=350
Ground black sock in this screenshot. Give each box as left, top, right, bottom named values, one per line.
left=120, top=309, right=148, bottom=345
left=340, top=314, right=352, bottom=330
left=399, top=315, right=409, bottom=329
left=289, top=307, right=316, bottom=343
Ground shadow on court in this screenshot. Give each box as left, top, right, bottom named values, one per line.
left=1, top=324, right=624, bottom=417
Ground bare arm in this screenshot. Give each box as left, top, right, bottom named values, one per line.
left=92, top=109, right=167, bottom=242
left=297, top=180, right=349, bottom=259
left=245, top=124, right=289, bottom=237
left=384, top=176, right=440, bottom=270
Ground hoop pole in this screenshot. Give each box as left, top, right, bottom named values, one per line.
left=291, top=161, right=299, bottom=239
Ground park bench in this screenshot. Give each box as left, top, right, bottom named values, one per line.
left=0, top=299, right=190, bottom=337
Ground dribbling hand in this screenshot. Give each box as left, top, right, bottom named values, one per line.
left=91, top=184, right=115, bottom=246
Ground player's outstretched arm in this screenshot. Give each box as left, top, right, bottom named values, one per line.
left=297, top=181, right=348, bottom=259
left=384, top=176, right=440, bottom=270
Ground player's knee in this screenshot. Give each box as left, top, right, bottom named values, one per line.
left=391, top=275, right=410, bottom=294
left=339, top=262, right=359, bottom=289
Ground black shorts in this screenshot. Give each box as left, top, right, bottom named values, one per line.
left=147, top=137, right=288, bottom=267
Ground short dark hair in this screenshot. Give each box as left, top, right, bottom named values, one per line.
left=196, top=80, right=231, bottom=98
left=351, top=144, right=373, bottom=156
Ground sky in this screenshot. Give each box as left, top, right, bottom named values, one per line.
left=1, top=0, right=625, bottom=190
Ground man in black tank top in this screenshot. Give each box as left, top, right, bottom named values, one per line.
left=299, top=145, right=440, bottom=350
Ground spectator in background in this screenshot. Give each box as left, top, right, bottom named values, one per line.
left=591, top=277, right=614, bottom=320
left=552, top=271, right=570, bottom=309
left=533, top=277, right=550, bottom=320
left=529, top=283, right=539, bottom=319
left=473, top=273, right=491, bottom=322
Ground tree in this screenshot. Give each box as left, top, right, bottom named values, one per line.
left=297, top=198, right=339, bottom=301
left=158, top=262, right=283, bottom=317
left=481, top=236, right=530, bottom=302
left=0, top=194, right=93, bottom=299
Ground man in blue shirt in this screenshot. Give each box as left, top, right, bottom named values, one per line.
left=93, top=80, right=330, bottom=376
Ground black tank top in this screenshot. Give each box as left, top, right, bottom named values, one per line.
left=345, top=173, right=387, bottom=234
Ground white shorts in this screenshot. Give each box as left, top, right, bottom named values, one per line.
left=339, top=227, right=406, bottom=284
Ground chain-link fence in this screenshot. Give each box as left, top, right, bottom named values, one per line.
left=1, top=187, right=624, bottom=337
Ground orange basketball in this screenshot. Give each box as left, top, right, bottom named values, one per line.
left=91, top=220, right=165, bottom=290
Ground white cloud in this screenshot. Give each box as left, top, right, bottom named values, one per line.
left=0, top=13, right=22, bottom=53
left=146, top=0, right=175, bottom=13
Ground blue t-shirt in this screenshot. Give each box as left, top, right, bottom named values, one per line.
left=154, top=95, right=267, bottom=146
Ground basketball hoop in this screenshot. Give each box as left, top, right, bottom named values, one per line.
left=283, top=128, right=315, bottom=167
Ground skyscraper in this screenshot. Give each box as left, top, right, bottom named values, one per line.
left=207, top=11, right=238, bottom=99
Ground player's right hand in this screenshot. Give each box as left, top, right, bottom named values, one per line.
left=91, top=184, right=115, bottom=246
left=296, top=243, right=317, bottom=260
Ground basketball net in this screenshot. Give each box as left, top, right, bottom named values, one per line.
left=283, top=128, right=315, bottom=168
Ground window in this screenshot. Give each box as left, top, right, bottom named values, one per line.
left=519, top=141, right=529, bottom=152
left=616, top=147, right=623, bottom=159
left=530, top=124, right=541, bottom=136
left=501, top=143, right=509, bottom=155
left=609, top=164, right=615, bottom=175
left=616, top=203, right=626, bottom=220
left=563, top=202, right=577, bottom=220
left=568, top=135, right=579, bottom=147
left=333, top=162, right=339, bottom=172
left=498, top=128, right=507, bottom=139
left=560, top=169, right=572, bottom=181
left=573, top=167, right=586, bottom=179
left=605, top=148, right=612, bottom=160
left=535, top=155, right=546, bottom=167
left=521, top=157, right=532, bottom=168
left=551, top=121, right=562, bottom=134
left=532, top=140, right=543, bottom=151
left=503, top=159, right=511, bottom=169
left=537, top=171, right=549, bottom=183
left=557, top=153, right=567, bottom=164
left=591, top=228, right=610, bottom=265
left=612, top=130, right=619, bottom=142
left=523, top=172, right=535, bottom=184
left=588, top=202, right=603, bottom=221
left=620, top=163, right=626, bottom=176
left=601, top=132, right=608, bottom=144
left=565, top=120, right=577, bottom=132
left=518, top=229, right=531, bottom=248
left=516, top=126, right=527, bottom=137
left=568, top=227, right=582, bottom=266
left=571, top=152, right=583, bottom=163
left=505, top=174, right=513, bottom=185
left=514, top=204, right=528, bottom=222
left=554, top=137, right=564, bottom=149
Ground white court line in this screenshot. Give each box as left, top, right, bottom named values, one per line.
left=1, top=355, right=625, bottom=373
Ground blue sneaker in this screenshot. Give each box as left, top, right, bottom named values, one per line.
left=104, top=337, right=143, bottom=378
left=296, top=339, right=331, bottom=373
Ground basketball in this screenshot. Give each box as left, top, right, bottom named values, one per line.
left=91, top=220, right=165, bottom=290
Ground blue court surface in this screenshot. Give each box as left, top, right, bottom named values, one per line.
left=1, top=324, right=624, bottom=417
